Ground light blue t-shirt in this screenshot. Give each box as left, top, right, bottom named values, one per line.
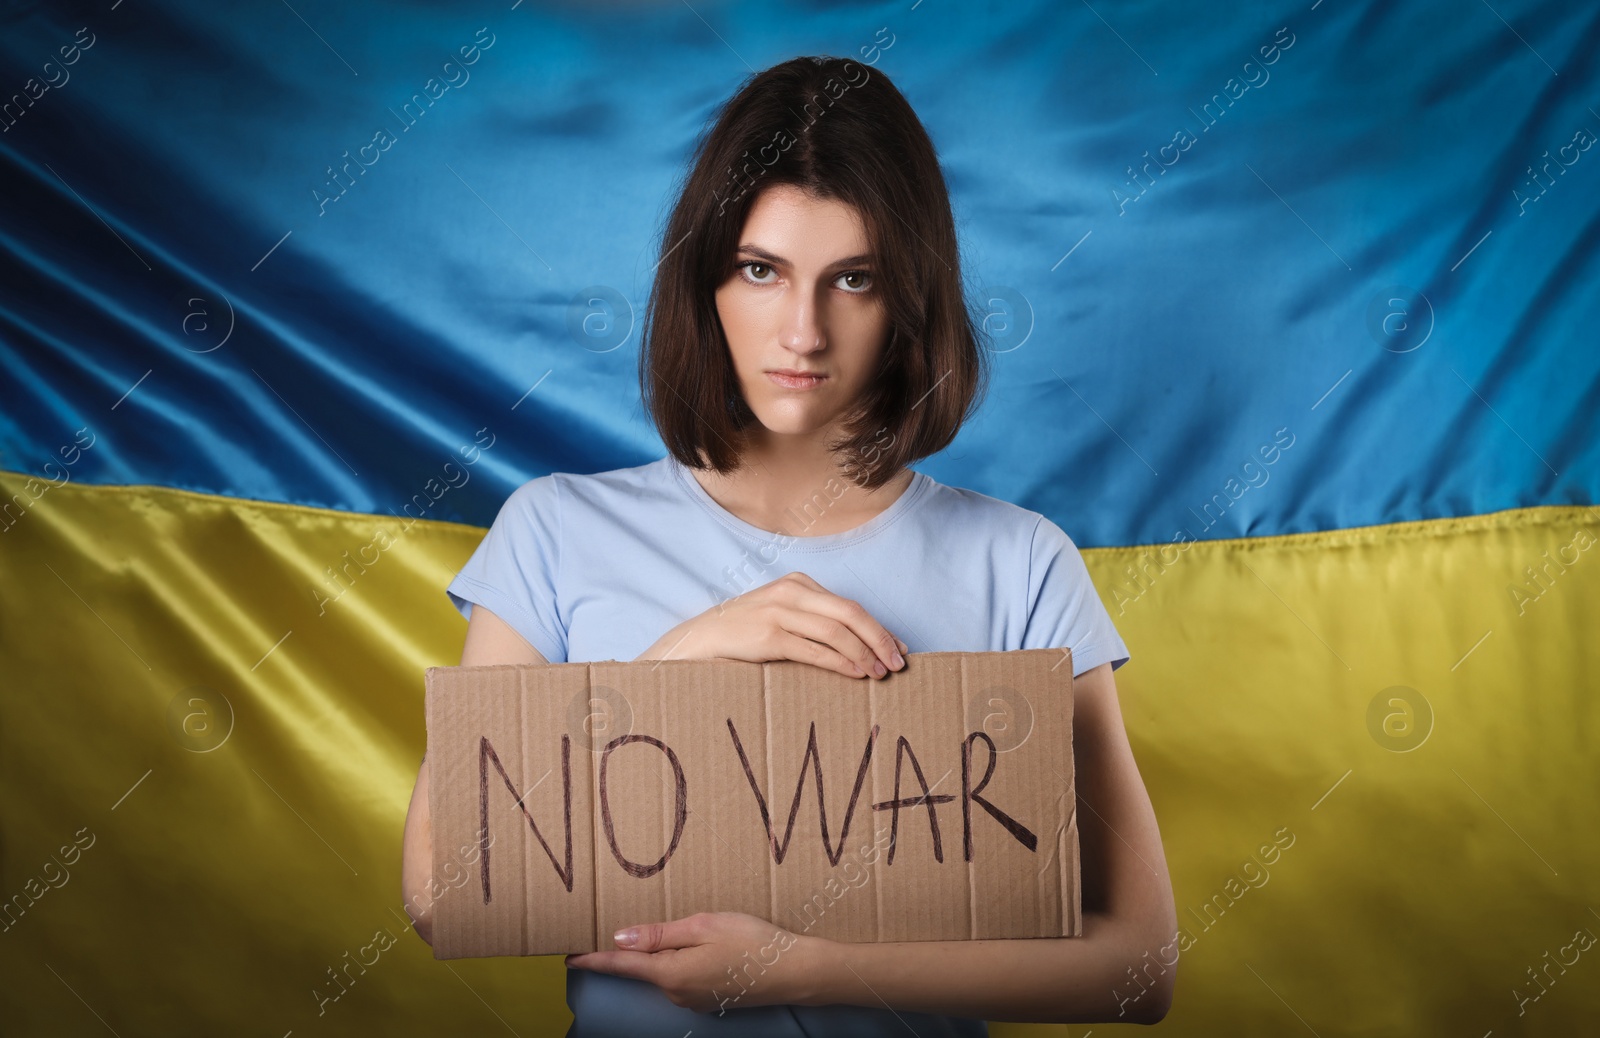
left=445, top=454, right=1130, bottom=1036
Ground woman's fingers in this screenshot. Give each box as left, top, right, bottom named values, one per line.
left=773, top=608, right=884, bottom=678
left=781, top=584, right=905, bottom=675
left=708, top=573, right=907, bottom=679
left=774, top=631, right=869, bottom=679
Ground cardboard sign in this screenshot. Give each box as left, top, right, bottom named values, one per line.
left=423, top=649, right=1080, bottom=957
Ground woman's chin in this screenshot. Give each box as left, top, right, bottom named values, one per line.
left=748, top=409, right=835, bottom=438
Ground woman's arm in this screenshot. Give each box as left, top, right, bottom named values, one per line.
left=575, top=660, right=1177, bottom=1023
left=401, top=605, right=548, bottom=945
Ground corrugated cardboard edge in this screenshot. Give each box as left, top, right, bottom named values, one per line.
left=1061, top=649, right=1082, bottom=938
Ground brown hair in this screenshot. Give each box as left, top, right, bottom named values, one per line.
left=638, top=55, right=990, bottom=491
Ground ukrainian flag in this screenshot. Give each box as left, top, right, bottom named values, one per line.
left=2, top=1, right=1596, bottom=1035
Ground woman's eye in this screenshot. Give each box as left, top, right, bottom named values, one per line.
left=735, top=263, right=872, bottom=293
left=836, top=270, right=872, bottom=293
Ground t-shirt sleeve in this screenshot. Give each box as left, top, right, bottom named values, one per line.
left=1021, top=514, right=1130, bottom=677
left=445, top=474, right=567, bottom=664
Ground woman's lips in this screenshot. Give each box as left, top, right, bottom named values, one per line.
left=766, top=372, right=827, bottom=390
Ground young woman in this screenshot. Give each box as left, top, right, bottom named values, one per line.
left=403, top=55, right=1176, bottom=1034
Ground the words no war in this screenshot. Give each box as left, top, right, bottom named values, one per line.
left=475, top=719, right=1045, bottom=900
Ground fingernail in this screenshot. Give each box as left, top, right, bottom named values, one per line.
left=614, top=928, right=637, bottom=948
left=897, top=639, right=909, bottom=654
left=891, top=652, right=904, bottom=669
left=872, top=661, right=887, bottom=678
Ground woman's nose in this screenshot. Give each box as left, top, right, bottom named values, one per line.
left=781, top=292, right=824, bottom=353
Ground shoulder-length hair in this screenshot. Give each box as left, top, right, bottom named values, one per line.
left=638, top=55, right=990, bottom=491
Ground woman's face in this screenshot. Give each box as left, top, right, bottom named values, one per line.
left=715, top=184, right=889, bottom=439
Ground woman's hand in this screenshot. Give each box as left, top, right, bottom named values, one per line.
left=565, top=911, right=825, bottom=1013
left=636, top=571, right=908, bottom=680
